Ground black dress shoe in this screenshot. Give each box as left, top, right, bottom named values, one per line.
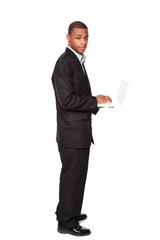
left=57, top=224, right=91, bottom=236
left=75, top=214, right=87, bottom=221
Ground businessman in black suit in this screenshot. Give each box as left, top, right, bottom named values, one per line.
left=52, top=21, right=112, bottom=236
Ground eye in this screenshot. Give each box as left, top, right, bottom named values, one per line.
left=76, top=37, right=81, bottom=40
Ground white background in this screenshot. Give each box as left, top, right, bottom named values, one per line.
left=0, top=0, right=160, bottom=239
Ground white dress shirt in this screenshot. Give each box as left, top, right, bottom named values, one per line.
left=67, top=46, right=86, bottom=71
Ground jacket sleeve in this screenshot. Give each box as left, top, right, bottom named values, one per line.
left=52, top=60, right=98, bottom=112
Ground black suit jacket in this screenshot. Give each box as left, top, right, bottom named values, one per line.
left=52, top=48, right=99, bottom=148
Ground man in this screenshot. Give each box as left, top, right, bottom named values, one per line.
left=51, top=21, right=112, bottom=236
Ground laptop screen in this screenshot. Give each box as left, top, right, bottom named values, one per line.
left=116, top=80, right=129, bottom=103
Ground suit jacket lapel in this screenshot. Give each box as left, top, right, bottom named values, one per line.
left=66, top=48, right=83, bottom=73
left=66, top=48, right=92, bottom=95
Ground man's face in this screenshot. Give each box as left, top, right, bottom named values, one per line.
left=66, top=28, right=89, bottom=54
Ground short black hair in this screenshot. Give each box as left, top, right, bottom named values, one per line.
left=68, top=21, right=88, bottom=35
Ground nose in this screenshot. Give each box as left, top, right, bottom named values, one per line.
left=81, top=38, right=87, bottom=45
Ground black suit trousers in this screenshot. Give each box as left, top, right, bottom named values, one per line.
left=56, top=144, right=90, bottom=228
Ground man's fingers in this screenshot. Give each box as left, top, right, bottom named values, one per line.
left=96, top=95, right=112, bottom=104
left=103, top=96, right=112, bottom=103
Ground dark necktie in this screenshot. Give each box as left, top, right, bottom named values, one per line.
left=82, top=62, right=86, bottom=75
left=82, top=62, right=92, bottom=95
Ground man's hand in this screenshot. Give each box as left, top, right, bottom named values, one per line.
left=96, top=95, right=112, bottom=104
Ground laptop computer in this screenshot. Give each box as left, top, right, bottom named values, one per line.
left=98, top=80, right=129, bottom=108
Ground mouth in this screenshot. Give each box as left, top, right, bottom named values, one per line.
left=78, top=47, right=86, bottom=51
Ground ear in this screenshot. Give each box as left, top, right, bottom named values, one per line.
left=66, top=34, right=70, bottom=43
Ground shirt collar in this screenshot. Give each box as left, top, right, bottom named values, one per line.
left=67, top=46, right=86, bottom=65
